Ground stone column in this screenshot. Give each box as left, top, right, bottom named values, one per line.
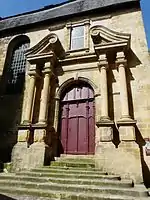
left=38, top=62, right=52, bottom=124
left=116, top=52, right=131, bottom=120
left=34, top=62, right=52, bottom=144
left=96, top=54, right=114, bottom=143
left=24, top=69, right=37, bottom=124
left=99, top=54, right=110, bottom=120
left=53, top=98, right=60, bottom=132
left=116, top=52, right=136, bottom=141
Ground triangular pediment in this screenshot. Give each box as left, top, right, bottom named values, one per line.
left=90, top=25, right=131, bottom=53
left=26, top=33, right=65, bottom=62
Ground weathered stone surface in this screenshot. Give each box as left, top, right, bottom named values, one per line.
left=0, top=0, right=149, bottom=186
left=0, top=157, right=148, bottom=199
left=11, top=142, right=46, bottom=171
left=95, top=141, right=142, bottom=183
left=119, top=126, right=136, bottom=141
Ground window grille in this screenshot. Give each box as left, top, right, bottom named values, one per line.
left=6, top=41, right=29, bottom=94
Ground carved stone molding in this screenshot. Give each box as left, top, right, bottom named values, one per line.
left=25, top=33, right=65, bottom=65
left=90, top=25, right=131, bottom=55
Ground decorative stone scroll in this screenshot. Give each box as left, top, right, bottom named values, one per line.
left=25, top=33, right=65, bottom=61
left=90, top=25, right=131, bottom=54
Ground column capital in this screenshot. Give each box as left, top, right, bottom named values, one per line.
left=42, top=62, right=53, bottom=76
left=97, top=54, right=109, bottom=70
left=44, top=62, right=52, bottom=69
left=42, top=68, right=52, bottom=75
left=28, top=70, right=37, bottom=77
left=29, top=64, right=36, bottom=71
left=115, top=51, right=127, bottom=67
left=28, top=70, right=40, bottom=78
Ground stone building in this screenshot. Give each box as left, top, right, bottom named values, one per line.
left=0, top=0, right=150, bottom=185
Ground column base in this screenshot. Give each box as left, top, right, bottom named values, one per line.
left=22, top=120, right=31, bottom=125
left=37, top=120, right=47, bottom=124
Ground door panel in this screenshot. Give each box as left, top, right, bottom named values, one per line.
left=78, top=116, right=87, bottom=154
left=67, top=117, right=78, bottom=154
left=60, top=84, right=95, bottom=155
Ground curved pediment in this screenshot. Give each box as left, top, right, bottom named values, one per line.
left=90, top=25, right=131, bottom=54
left=26, top=33, right=65, bottom=63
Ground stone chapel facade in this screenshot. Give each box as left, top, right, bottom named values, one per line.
left=0, top=0, right=150, bottom=184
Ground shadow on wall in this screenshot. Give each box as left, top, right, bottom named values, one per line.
left=0, top=73, right=24, bottom=164
left=135, top=126, right=150, bottom=188
left=126, top=50, right=150, bottom=187
left=0, top=194, right=16, bottom=200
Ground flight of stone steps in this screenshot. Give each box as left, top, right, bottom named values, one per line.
left=0, top=155, right=149, bottom=200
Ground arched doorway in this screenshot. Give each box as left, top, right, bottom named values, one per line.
left=59, top=81, right=95, bottom=155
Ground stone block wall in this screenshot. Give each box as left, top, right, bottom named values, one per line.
left=0, top=8, right=150, bottom=183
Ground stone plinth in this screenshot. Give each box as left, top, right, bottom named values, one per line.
left=96, top=120, right=114, bottom=142
left=95, top=141, right=143, bottom=183
left=117, top=120, right=137, bottom=141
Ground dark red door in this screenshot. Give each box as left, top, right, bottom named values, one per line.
left=60, top=84, right=95, bottom=155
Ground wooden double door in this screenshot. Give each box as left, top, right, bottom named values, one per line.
left=60, top=83, right=95, bottom=155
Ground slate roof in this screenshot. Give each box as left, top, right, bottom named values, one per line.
left=0, top=0, right=139, bottom=33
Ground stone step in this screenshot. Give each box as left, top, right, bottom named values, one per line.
left=60, top=154, right=95, bottom=158
left=0, top=179, right=147, bottom=197
left=1, top=193, right=57, bottom=200
left=0, top=185, right=146, bottom=200
left=50, top=160, right=95, bottom=168
left=0, top=174, right=132, bottom=188
left=16, top=171, right=121, bottom=180
left=56, top=157, right=95, bottom=163
left=48, top=165, right=103, bottom=172
left=31, top=167, right=107, bottom=175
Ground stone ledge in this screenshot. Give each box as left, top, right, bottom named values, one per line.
left=96, top=120, right=114, bottom=127
left=117, top=119, right=137, bottom=126
left=18, top=123, right=47, bottom=130
left=18, top=124, right=31, bottom=129
left=32, top=123, right=47, bottom=129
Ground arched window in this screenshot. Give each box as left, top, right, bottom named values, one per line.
left=3, top=35, right=30, bottom=94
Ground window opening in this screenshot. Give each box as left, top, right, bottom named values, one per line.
left=70, top=25, right=84, bottom=50
left=6, top=41, right=29, bottom=94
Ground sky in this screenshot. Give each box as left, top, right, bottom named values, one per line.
left=0, top=0, right=67, bottom=18
left=140, top=0, right=150, bottom=51
left=0, top=0, right=150, bottom=50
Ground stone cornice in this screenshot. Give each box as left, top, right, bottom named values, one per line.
left=59, top=53, right=97, bottom=66
left=90, top=25, right=131, bottom=55
left=26, top=33, right=65, bottom=64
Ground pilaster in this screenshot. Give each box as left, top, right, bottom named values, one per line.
left=116, top=51, right=136, bottom=141
left=96, top=54, right=114, bottom=143
left=38, top=62, right=52, bottom=124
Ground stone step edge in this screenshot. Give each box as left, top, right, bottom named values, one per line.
left=42, top=165, right=104, bottom=171
left=0, top=186, right=140, bottom=200
left=0, top=174, right=132, bottom=186
left=55, top=158, right=95, bottom=163
left=16, top=171, right=121, bottom=180
left=31, top=167, right=107, bottom=174
left=51, top=161, right=95, bottom=164
left=0, top=179, right=146, bottom=197
left=2, top=193, right=57, bottom=200
left=0, top=179, right=135, bottom=191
